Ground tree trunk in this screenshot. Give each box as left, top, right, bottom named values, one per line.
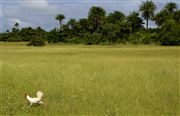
left=146, top=18, right=148, bottom=29
left=59, top=20, right=62, bottom=30
left=59, top=21, right=61, bottom=30
left=129, top=27, right=132, bottom=39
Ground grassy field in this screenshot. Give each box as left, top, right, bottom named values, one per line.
left=0, top=42, right=179, bottom=116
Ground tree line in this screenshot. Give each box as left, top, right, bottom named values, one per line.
left=0, top=1, right=180, bottom=46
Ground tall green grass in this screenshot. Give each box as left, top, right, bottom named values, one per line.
left=0, top=42, right=179, bottom=115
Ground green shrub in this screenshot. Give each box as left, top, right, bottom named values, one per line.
left=27, top=37, right=45, bottom=46
left=129, top=31, right=158, bottom=44
left=128, top=32, right=142, bottom=44
left=160, top=37, right=180, bottom=46
left=68, top=36, right=82, bottom=44
left=0, top=33, right=9, bottom=41
left=83, top=33, right=103, bottom=45
left=158, top=19, right=180, bottom=46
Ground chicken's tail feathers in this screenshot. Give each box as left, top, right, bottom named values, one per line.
left=37, top=91, right=43, bottom=99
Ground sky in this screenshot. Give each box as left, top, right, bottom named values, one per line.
left=0, top=0, right=180, bottom=32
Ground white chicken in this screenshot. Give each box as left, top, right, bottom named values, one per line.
left=25, top=91, right=44, bottom=106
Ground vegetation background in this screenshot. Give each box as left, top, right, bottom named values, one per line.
left=0, top=1, right=180, bottom=46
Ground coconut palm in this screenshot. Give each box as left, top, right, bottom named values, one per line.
left=154, top=9, right=169, bottom=28
left=165, top=2, right=177, bottom=15
left=6, top=30, right=9, bottom=33
left=79, top=18, right=88, bottom=31
left=55, top=14, right=65, bottom=29
left=139, top=0, right=156, bottom=29
left=12, top=22, right=19, bottom=39
left=14, top=22, right=19, bottom=29
left=67, top=18, right=76, bottom=29
left=127, top=11, right=144, bottom=32
left=173, top=10, right=180, bottom=23
left=88, top=6, right=106, bottom=32
left=106, top=11, right=125, bottom=23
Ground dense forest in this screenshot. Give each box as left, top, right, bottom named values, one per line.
left=0, top=1, right=180, bottom=46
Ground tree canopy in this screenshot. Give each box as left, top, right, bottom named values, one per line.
left=0, top=2, right=180, bottom=46
left=55, top=14, right=65, bottom=29
left=139, top=0, right=156, bottom=29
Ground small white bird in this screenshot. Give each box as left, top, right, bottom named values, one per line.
left=25, top=91, right=44, bottom=106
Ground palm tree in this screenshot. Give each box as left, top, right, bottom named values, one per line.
left=127, top=11, right=144, bottom=32
left=154, top=9, right=169, bottom=28
left=165, top=2, right=177, bottom=15
left=139, top=0, right=156, bottom=29
left=106, top=11, right=125, bottom=23
left=154, top=12, right=162, bottom=28
left=55, top=14, right=65, bottom=29
left=6, top=30, right=9, bottom=33
left=67, top=18, right=76, bottom=29
left=79, top=18, right=88, bottom=31
left=13, top=22, right=19, bottom=39
left=88, top=6, right=106, bottom=32
left=173, top=10, right=180, bottom=23
left=14, top=22, right=19, bottom=29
